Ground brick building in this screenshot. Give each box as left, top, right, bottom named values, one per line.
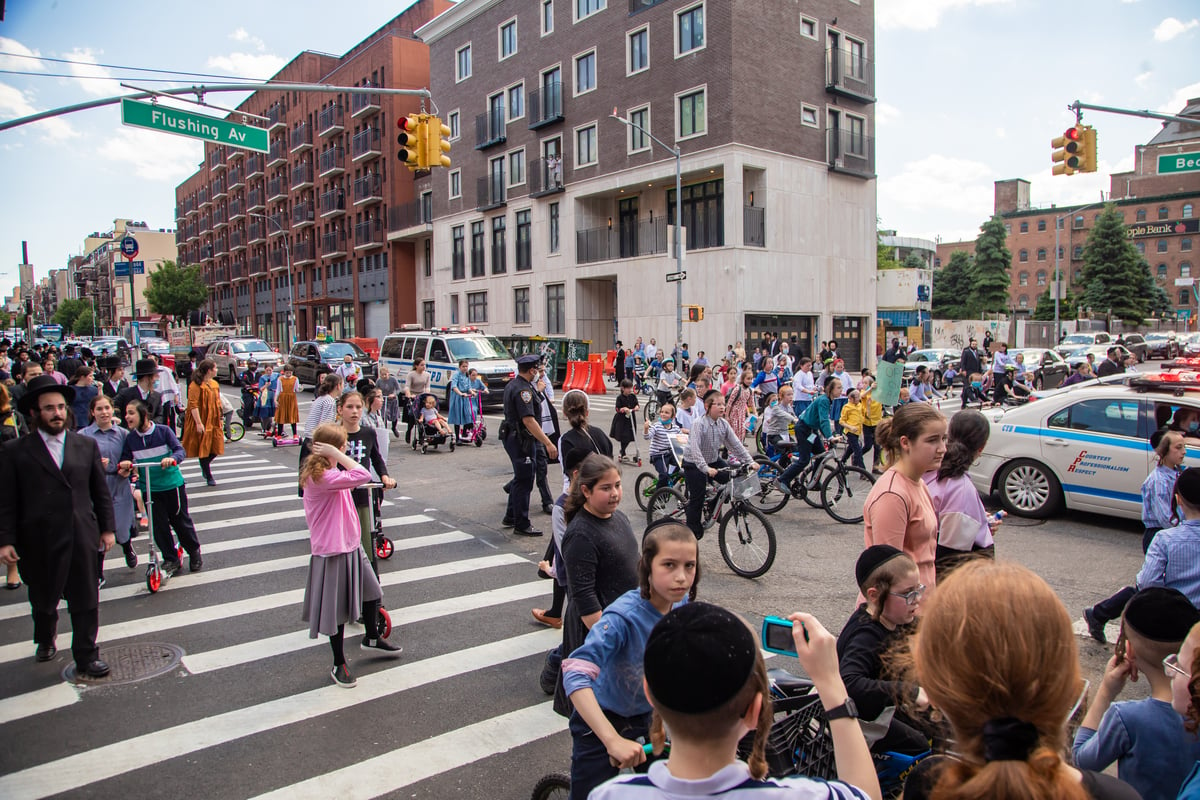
left=174, top=0, right=453, bottom=346
left=412, top=0, right=878, bottom=368
left=936, top=97, right=1200, bottom=320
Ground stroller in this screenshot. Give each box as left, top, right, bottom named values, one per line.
left=408, top=393, right=455, bottom=455
left=456, top=391, right=488, bottom=447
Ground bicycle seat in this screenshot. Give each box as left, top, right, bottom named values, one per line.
left=767, top=667, right=814, bottom=696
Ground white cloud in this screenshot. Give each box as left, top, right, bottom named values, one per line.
left=206, top=52, right=287, bottom=80
left=878, top=0, right=1013, bottom=31
left=1135, top=71, right=1153, bottom=88
left=61, top=48, right=122, bottom=98
left=1158, top=81, right=1200, bottom=114
left=1153, top=17, right=1199, bottom=42
left=878, top=154, right=997, bottom=235
left=996, top=128, right=1006, bottom=139
left=875, top=102, right=902, bottom=127
left=94, top=128, right=202, bottom=181
left=0, top=37, right=45, bottom=71
left=0, top=81, right=79, bottom=142
left=229, top=28, right=267, bottom=52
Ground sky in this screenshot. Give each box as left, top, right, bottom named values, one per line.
left=0, top=0, right=1198, bottom=294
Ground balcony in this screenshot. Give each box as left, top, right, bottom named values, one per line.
left=744, top=206, right=765, bottom=247
left=291, top=160, right=314, bottom=190
left=354, top=219, right=384, bottom=250
left=826, top=47, right=875, bottom=103
left=351, top=127, right=382, bottom=161
left=387, top=198, right=433, bottom=240
left=475, top=108, right=506, bottom=150
left=576, top=218, right=670, bottom=264
left=292, top=201, right=315, bottom=228
left=318, top=147, right=346, bottom=177
left=175, top=228, right=185, bottom=246
left=227, top=146, right=244, bottom=162
left=294, top=240, right=316, bottom=265
left=476, top=174, right=506, bottom=211
left=267, top=175, right=288, bottom=202
left=290, top=123, right=312, bottom=153
left=212, top=207, right=229, bottom=229
left=185, top=197, right=198, bottom=216
left=318, top=105, right=344, bottom=137
left=353, top=173, right=383, bottom=205
left=826, top=128, right=875, bottom=178
left=351, top=91, right=381, bottom=118
left=322, top=229, right=348, bottom=258
left=268, top=213, right=288, bottom=237
left=250, top=254, right=263, bottom=274
left=209, top=147, right=226, bottom=172
left=267, top=138, right=287, bottom=167
left=230, top=228, right=246, bottom=251
left=212, top=176, right=227, bottom=199
left=199, top=213, right=212, bottom=233
left=200, top=244, right=215, bottom=262
left=527, top=82, right=563, bottom=130
left=231, top=260, right=247, bottom=280
left=247, top=187, right=265, bottom=212
left=175, top=205, right=185, bottom=221
left=266, top=102, right=285, bottom=130
left=186, top=223, right=199, bottom=243
left=529, top=156, right=566, bottom=198
left=229, top=196, right=245, bottom=221
left=269, top=249, right=288, bottom=270
left=198, top=186, right=212, bottom=208
left=246, top=154, right=264, bottom=178
left=214, top=236, right=229, bottom=256
left=212, top=266, right=229, bottom=284
left=228, top=167, right=244, bottom=189
left=248, top=220, right=266, bottom=244
left=319, top=188, right=347, bottom=218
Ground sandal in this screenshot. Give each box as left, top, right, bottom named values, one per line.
left=5, top=581, right=20, bottom=590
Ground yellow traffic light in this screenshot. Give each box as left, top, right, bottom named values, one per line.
left=397, top=113, right=426, bottom=170
left=424, top=115, right=452, bottom=169
left=1051, top=125, right=1084, bottom=176
left=685, top=305, right=704, bottom=322
left=1079, top=125, right=1097, bottom=173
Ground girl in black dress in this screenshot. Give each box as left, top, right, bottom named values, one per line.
left=608, top=379, right=638, bottom=462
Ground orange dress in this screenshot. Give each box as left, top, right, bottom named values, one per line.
left=183, top=378, right=225, bottom=459
left=275, top=375, right=300, bottom=425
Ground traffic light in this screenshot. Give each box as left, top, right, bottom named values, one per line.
left=424, top=115, right=452, bottom=169
left=685, top=305, right=704, bottom=322
left=397, top=114, right=426, bottom=170
left=1051, top=125, right=1085, bottom=176
left=1079, top=125, right=1097, bottom=173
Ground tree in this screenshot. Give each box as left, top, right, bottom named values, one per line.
left=969, top=215, right=1013, bottom=316
left=1078, top=205, right=1150, bottom=324
left=72, top=309, right=98, bottom=337
left=1138, top=260, right=1172, bottom=318
left=902, top=253, right=926, bottom=270
left=877, top=230, right=901, bottom=271
left=143, top=260, right=207, bottom=319
left=1032, top=287, right=1078, bottom=321
left=932, top=251, right=973, bottom=318
left=52, top=298, right=90, bottom=333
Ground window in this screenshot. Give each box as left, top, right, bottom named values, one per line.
left=423, top=236, right=431, bottom=277
left=1159, top=206, right=1170, bottom=220
left=499, top=18, right=518, bottom=60
left=470, top=221, right=485, bottom=277
left=1137, top=209, right=1147, bottom=222
left=508, top=83, right=524, bottom=121
left=514, top=287, right=530, bottom=324
left=549, top=202, right=560, bottom=253
left=575, top=50, right=596, bottom=95
left=467, top=291, right=488, bottom=324
left=1048, top=399, right=1140, bottom=438
left=800, top=15, right=817, bottom=40
left=1135, top=241, right=1145, bottom=255
left=1185, top=204, right=1194, bottom=219
left=447, top=110, right=460, bottom=140
left=576, top=0, right=605, bottom=21
left=449, top=296, right=459, bottom=325
left=800, top=104, right=819, bottom=128
left=451, top=225, right=465, bottom=280
left=677, top=87, right=706, bottom=139
left=1038, top=219, right=1046, bottom=231
left=491, top=216, right=507, bottom=274
left=455, top=44, right=472, bottom=82
left=1072, top=245, right=1083, bottom=259
left=509, top=148, right=525, bottom=186
left=1158, top=264, right=1168, bottom=278
left=449, top=169, right=461, bottom=199
left=1019, top=221, right=1028, bottom=233
left=542, top=0, right=554, bottom=35
left=628, top=26, right=649, bottom=75
left=422, top=300, right=435, bottom=329
left=628, top=106, right=650, bottom=153
left=667, top=178, right=724, bottom=250
left=1018, top=271, right=1028, bottom=287
left=547, top=283, right=565, bottom=334
left=846, top=113, right=866, bottom=156
left=676, top=3, right=705, bottom=56
left=1183, top=238, right=1193, bottom=252
left=1056, top=217, right=1064, bottom=229
left=1158, top=239, right=1169, bottom=253
left=1018, top=295, right=1029, bottom=309
left=1037, top=270, right=1046, bottom=286
left=505, top=211, right=528, bottom=275
left=1019, top=249, right=1028, bottom=263
left=575, top=123, right=597, bottom=167
left=1184, top=262, right=1194, bottom=278
left=1037, top=248, right=1046, bottom=261
left=1073, top=215, right=1084, bottom=229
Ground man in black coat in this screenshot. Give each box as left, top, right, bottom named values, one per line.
left=0, top=376, right=116, bottom=677
left=113, top=358, right=163, bottom=427
left=1096, top=347, right=1126, bottom=378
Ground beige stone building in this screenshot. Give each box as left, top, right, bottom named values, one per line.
left=77, top=219, right=179, bottom=331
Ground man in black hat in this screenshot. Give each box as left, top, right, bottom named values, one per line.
left=0, top=375, right=116, bottom=678
left=100, top=357, right=127, bottom=399
left=114, top=358, right=162, bottom=427
left=500, top=354, right=557, bottom=536
left=57, top=344, right=82, bottom=383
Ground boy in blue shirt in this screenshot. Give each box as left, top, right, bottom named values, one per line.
left=1073, top=587, right=1200, bottom=800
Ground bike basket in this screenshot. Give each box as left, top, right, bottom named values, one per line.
left=738, top=693, right=838, bottom=780
left=731, top=473, right=759, bottom=501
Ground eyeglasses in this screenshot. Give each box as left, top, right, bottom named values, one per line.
left=888, top=584, right=927, bottom=606
left=1164, top=653, right=1189, bottom=680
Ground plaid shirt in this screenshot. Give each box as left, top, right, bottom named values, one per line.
left=685, top=413, right=752, bottom=466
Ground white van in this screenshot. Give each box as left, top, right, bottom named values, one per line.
left=379, top=325, right=516, bottom=404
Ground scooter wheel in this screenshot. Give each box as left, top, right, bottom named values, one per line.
left=176, top=546, right=185, bottom=563
left=376, top=537, right=394, bottom=560
left=377, top=607, right=392, bottom=639
left=449, top=439, right=456, bottom=452
left=146, top=565, right=161, bottom=593
left=474, top=437, right=483, bottom=447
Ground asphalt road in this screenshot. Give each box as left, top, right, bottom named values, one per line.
left=0, top=383, right=1147, bottom=799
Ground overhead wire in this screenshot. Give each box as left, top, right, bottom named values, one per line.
left=0, top=50, right=265, bottom=82
left=0, top=69, right=260, bottom=83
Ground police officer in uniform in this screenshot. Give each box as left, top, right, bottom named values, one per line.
left=501, top=354, right=558, bottom=536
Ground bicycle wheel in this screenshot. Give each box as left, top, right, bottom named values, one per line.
left=718, top=503, right=777, bottom=578
left=530, top=773, right=571, bottom=800
left=634, top=471, right=660, bottom=512
left=749, top=456, right=789, bottom=514
left=643, top=396, right=659, bottom=420
left=646, top=487, right=687, bottom=525
left=819, top=466, right=876, bottom=524
left=797, top=463, right=823, bottom=508
left=227, top=420, right=245, bottom=442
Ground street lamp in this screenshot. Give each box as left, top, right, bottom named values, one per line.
left=247, top=212, right=296, bottom=348
left=609, top=108, right=684, bottom=351
left=1054, top=200, right=1104, bottom=342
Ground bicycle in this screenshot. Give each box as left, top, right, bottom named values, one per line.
left=646, top=462, right=777, bottom=578
left=530, top=742, right=667, bottom=800
left=751, top=436, right=876, bottom=524
left=225, top=419, right=245, bottom=442
left=633, top=468, right=685, bottom=511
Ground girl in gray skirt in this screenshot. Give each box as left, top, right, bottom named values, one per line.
left=300, top=423, right=401, bottom=688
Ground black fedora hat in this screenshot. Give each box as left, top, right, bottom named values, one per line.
left=133, top=358, right=158, bottom=378
left=17, top=375, right=75, bottom=416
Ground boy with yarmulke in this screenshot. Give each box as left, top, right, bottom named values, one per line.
left=1073, top=587, right=1200, bottom=800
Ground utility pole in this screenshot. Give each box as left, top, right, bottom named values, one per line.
left=1054, top=200, right=1105, bottom=341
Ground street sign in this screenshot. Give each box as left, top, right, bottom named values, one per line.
left=120, top=97, right=269, bottom=154
left=665, top=271, right=687, bottom=283
left=114, top=261, right=146, bottom=277
left=120, top=235, right=139, bottom=259
left=1159, top=152, right=1200, bottom=175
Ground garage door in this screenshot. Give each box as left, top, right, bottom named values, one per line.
left=832, top=316, right=863, bottom=372
left=364, top=301, right=390, bottom=342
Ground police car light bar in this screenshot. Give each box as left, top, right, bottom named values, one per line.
left=1163, top=358, right=1200, bottom=370
left=1130, top=372, right=1200, bottom=394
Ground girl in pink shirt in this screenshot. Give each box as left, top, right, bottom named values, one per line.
left=300, top=423, right=400, bottom=689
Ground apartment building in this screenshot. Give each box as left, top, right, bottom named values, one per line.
left=413, top=0, right=878, bottom=368
left=75, top=219, right=178, bottom=331
left=174, top=0, right=453, bottom=346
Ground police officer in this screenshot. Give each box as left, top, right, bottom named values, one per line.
left=501, top=354, right=558, bottom=536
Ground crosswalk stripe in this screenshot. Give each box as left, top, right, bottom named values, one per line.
left=0, top=629, right=559, bottom=800
left=193, top=507, right=306, bottom=530
left=178, top=456, right=267, bottom=471
left=184, top=470, right=292, bottom=487
left=186, top=491, right=395, bottom=516
left=171, top=480, right=296, bottom=500
left=0, top=683, right=81, bottom=726
left=0, top=553, right=527, bottom=666
left=185, top=465, right=291, bottom=479
left=250, top=703, right=564, bottom=800
left=182, top=579, right=551, bottom=674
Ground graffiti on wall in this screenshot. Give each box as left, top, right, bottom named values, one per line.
left=931, top=320, right=1010, bottom=350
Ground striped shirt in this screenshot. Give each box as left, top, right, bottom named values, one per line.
left=591, top=761, right=868, bottom=800
left=685, top=413, right=752, bottom=466
left=1142, top=464, right=1181, bottom=529
left=1137, top=518, right=1200, bottom=605
left=644, top=420, right=679, bottom=457
left=304, top=394, right=338, bottom=438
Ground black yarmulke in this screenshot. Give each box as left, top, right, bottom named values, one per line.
left=644, top=602, right=756, bottom=714
left=1124, top=587, right=1200, bottom=643
left=856, top=544, right=906, bottom=590
left=1177, top=468, right=1200, bottom=508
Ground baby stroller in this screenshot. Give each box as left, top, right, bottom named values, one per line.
left=456, top=391, right=487, bottom=447
left=408, top=393, right=455, bottom=455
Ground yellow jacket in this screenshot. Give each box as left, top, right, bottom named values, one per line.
left=862, top=390, right=884, bottom=426
left=840, top=401, right=865, bottom=436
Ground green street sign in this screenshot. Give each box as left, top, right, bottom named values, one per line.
left=120, top=97, right=268, bottom=153
left=1159, top=151, right=1200, bottom=174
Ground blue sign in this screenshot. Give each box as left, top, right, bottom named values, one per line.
left=119, top=236, right=139, bottom=258
left=114, top=260, right=145, bottom=277
left=1178, top=309, right=1192, bottom=320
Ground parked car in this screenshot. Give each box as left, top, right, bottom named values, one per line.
left=901, top=349, right=960, bottom=389
left=287, top=340, right=377, bottom=390
left=1064, top=344, right=1133, bottom=369
left=1054, top=331, right=1112, bottom=357
left=208, top=337, right=286, bottom=384
left=1115, top=333, right=1147, bottom=362
left=1181, top=332, right=1200, bottom=355
left=90, top=336, right=132, bottom=366
left=141, top=337, right=171, bottom=357
left=1009, top=348, right=1070, bottom=390
left=1143, top=332, right=1180, bottom=359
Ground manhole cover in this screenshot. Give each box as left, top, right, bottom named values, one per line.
left=62, top=642, right=184, bottom=685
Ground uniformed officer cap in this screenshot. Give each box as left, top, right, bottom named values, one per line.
left=516, top=353, right=541, bottom=369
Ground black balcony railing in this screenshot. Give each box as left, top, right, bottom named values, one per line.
left=354, top=174, right=383, bottom=204
left=744, top=205, right=765, bottom=247
left=246, top=154, right=264, bottom=177
left=209, top=147, right=226, bottom=171
left=231, top=261, right=247, bottom=280
left=247, top=187, right=264, bottom=211
left=475, top=108, right=506, bottom=150
left=212, top=207, right=229, bottom=228
left=388, top=199, right=433, bottom=232
left=214, top=236, right=229, bottom=256
left=212, top=176, right=226, bottom=198
left=229, top=198, right=245, bottom=220
left=321, top=230, right=347, bottom=256
left=197, top=186, right=211, bottom=206
left=228, top=167, right=244, bottom=188
left=317, top=105, right=344, bottom=136
left=476, top=175, right=506, bottom=211
left=320, top=189, right=347, bottom=216
left=826, top=47, right=875, bottom=102
left=291, top=160, right=313, bottom=189
left=267, top=175, right=287, bottom=201
left=354, top=219, right=384, bottom=249
left=249, top=254, right=263, bottom=274
left=576, top=218, right=670, bottom=264
left=529, top=156, right=566, bottom=197
left=268, top=213, right=288, bottom=236
left=826, top=128, right=875, bottom=178
left=200, top=245, right=214, bottom=261
left=269, top=249, right=288, bottom=269
left=248, top=220, right=265, bottom=243
left=351, top=127, right=382, bottom=161
left=290, top=123, right=312, bottom=151
left=294, top=240, right=315, bottom=263
left=292, top=202, right=315, bottom=227
left=527, top=82, right=563, bottom=129
left=266, top=102, right=285, bottom=129
left=267, top=139, right=287, bottom=165
left=351, top=91, right=381, bottom=117
left=318, top=147, right=345, bottom=175
left=199, top=214, right=212, bottom=232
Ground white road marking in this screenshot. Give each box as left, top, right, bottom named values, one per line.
left=0, top=683, right=81, bottom=725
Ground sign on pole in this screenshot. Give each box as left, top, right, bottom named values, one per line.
left=665, top=271, right=687, bottom=283
left=120, top=97, right=269, bottom=153
left=1159, top=152, right=1200, bottom=175
left=114, top=261, right=145, bottom=277
left=120, top=236, right=139, bottom=259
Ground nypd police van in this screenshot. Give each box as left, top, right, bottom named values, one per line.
left=379, top=325, right=516, bottom=404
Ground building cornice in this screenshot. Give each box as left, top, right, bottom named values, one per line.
left=416, top=0, right=508, bottom=44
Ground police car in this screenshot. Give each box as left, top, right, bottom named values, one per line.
left=968, top=370, right=1200, bottom=520
left=378, top=325, right=516, bottom=405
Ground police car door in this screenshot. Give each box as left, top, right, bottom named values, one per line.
left=1044, top=397, right=1150, bottom=516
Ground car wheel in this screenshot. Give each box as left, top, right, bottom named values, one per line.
left=996, top=459, right=1062, bottom=519
left=228, top=366, right=237, bottom=385
left=1034, top=375, right=1044, bottom=391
